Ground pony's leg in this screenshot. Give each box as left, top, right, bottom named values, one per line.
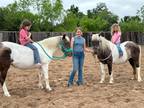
left=38, top=71, right=44, bottom=89
left=128, top=59, right=136, bottom=80
left=136, top=67, right=142, bottom=82
left=136, top=57, right=142, bottom=82
left=99, top=63, right=105, bottom=83
left=137, top=45, right=142, bottom=82
left=2, top=82, right=11, bottom=97
left=41, top=64, right=52, bottom=91
left=107, top=63, right=113, bottom=83
left=0, top=65, right=11, bottom=97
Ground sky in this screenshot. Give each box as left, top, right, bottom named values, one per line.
left=0, top=0, right=144, bottom=18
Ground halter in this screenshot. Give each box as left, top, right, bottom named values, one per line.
left=95, top=40, right=113, bottom=62
left=36, top=40, right=72, bottom=60
left=99, top=52, right=112, bottom=61
left=99, top=41, right=112, bottom=61
left=59, top=40, right=73, bottom=57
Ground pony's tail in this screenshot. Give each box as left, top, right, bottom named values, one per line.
left=138, top=45, right=141, bottom=67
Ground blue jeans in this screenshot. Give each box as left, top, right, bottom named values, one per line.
left=116, top=44, right=123, bottom=57
left=68, top=52, right=85, bottom=85
left=25, top=43, right=41, bottom=64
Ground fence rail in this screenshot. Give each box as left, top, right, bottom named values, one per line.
left=0, top=31, right=144, bottom=47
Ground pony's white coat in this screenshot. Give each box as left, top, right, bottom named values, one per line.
left=2, top=36, right=68, bottom=96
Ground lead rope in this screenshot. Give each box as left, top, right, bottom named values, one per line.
left=35, top=42, right=67, bottom=60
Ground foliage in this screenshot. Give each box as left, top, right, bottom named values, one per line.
left=0, top=1, right=144, bottom=32
left=120, top=16, right=144, bottom=32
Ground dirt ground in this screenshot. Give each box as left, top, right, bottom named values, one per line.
left=1, top=46, right=144, bottom=108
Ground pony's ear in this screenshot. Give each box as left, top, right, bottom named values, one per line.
left=99, top=31, right=104, bottom=37
left=62, top=34, right=66, bottom=40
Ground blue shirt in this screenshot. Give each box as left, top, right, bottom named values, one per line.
left=73, top=36, right=85, bottom=52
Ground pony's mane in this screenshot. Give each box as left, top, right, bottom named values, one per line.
left=39, top=35, right=70, bottom=49
left=39, top=36, right=62, bottom=48
left=92, top=34, right=110, bottom=50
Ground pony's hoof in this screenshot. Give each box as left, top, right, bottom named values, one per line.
left=38, top=84, right=44, bottom=89
left=4, top=93, right=11, bottom=97
left=46, top=87, right=52, bottom=91
left=45, top=88, right=53, bottom=92
left=131, top=78, right=136, bottom=80
left=49, top=88, right=52, bottom=91
left=109, top=81, right=114, bottom=84
left=138, top=79, right=142, bottom=82
left=38, top=85, right=44, bottom=89
left=99, top=81, right=104, bottom=83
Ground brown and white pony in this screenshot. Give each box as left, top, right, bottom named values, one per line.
left=92, top=34, right=142, bottom=83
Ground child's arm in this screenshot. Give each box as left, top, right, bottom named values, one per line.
left=84, top=40, right=93, bottom=53
left=26, top=32, right=34, bottom=42
left=70, top=37, right=74, bottom=49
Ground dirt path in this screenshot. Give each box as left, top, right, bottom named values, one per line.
left=0, top=46, right=144, bottom=108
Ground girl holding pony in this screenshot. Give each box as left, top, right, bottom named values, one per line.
left=68, top=27, right=93, bottom=87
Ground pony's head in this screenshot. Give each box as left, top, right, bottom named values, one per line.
left=59, top=34, right=72, bottom=57
left=92, top=34, right=109, bottom=54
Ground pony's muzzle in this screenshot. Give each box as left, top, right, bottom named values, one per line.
left=67, top=52, right=72, bottom=57
left=93, top=46, right=100, bottom=54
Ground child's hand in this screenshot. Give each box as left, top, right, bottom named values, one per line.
left=28, top=32, right=31, bottom=38
left=89, top=49, right=94, bottom=53
left=86, top=48, right=94, bottom=53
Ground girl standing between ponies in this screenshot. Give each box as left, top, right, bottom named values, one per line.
left=111, top=23, right=123, bottom=57
left=68, top=27, right=93, bottom=87
left=19, top=19, right=41, bottom=67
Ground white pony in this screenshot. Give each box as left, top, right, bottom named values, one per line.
left=92, top=34, right=142, bottom=83
left=0, top=35, right=71, bottom=97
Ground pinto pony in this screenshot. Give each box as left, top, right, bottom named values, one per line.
left=0, top=35, right=71, bottom=97
left=92, top=34, right=142, bottom=83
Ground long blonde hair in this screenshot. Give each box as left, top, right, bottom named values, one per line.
left=111, top=23, right=121, bottom=36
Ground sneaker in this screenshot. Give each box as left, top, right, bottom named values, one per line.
left=67, top=83, right=73, bottom=87
left=76, top=81, right=83, bottom=86
left=35, top=63, right=42, bottom=68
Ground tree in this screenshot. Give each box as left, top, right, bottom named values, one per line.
left=87, top=3, right=109, bottom=18
left=33, top=0, right=64, bottom=31
left=17, top=0, right=31, bottom=11
left=0, top=2, right=40, bottom=31
left=121, top=16, right=141, bottom=22
left=87, top=3, right=118, bottom=31
left=79, top=16, right=108, bottom=32
left=120, top=16, right=144, bottom=32
left=137, top=5, right=144, bottom=22
left=67, top=5, right=84, bottom=26
left=61, top=12, right=79, bottom=31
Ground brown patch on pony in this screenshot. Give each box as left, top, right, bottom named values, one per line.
left=125, top=42, right=140, bottom=66
left=125, top=42, right=140, bottom=78
left=0, top=43, right=13, bottom=86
